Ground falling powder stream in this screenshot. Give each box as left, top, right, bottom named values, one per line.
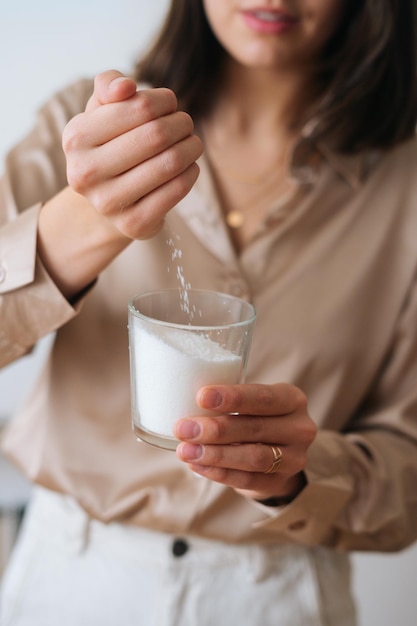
left=165, top=230, right=200, bottom=322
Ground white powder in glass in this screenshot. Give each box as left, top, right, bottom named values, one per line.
left=133, top=324, right=242, bottom=436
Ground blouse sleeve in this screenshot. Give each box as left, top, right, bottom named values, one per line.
left=252, top=268, right=417, bottom=552
left=0, top=79, right=93, bottom=368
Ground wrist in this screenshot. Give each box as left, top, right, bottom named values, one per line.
left=256, top=472, right=307, bottom=508
left=38, top=187, right=130, bottom=300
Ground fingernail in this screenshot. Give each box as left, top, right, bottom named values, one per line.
left=175, top=420, right=201, bottom=440
left=178, top=443, right=203, bottom=461
left=200, top=389, right=222, bottom=409
left=109, top=76, right=130, bottom=90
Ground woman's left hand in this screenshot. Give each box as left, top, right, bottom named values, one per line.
left=174, top=383, right=317, bottom=503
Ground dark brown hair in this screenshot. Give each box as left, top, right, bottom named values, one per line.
left=134, top=0, right=417, bottom=154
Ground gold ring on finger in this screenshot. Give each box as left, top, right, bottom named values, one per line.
left=264, top=445, right=283, bottom=474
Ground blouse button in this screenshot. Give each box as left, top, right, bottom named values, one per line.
left=172, top=538, right=189, bottom=557
left=0, top=263, right=6, bottom=284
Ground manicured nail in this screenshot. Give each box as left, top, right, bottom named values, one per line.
left=200, top=388, right=222, bottom=409
left=175, top=419, right=201, bottom=440
left=178, top=443, right=203, bottom=461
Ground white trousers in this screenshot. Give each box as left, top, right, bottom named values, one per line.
left=0, top=487, right=356, bottom=626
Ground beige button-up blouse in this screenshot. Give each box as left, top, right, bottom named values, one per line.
left=1, top=79, right=417, bottom=551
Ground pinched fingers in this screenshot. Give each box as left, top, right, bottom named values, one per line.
left=85, top=70, right=138, bottom=111
left=66, top=110, right=197, bottom=192
left=72, top=132, right=201, bottom=223
left=110, top=160, right=201, bottom=239
left=62, top=72, right=203, bottom=239
left=63, top=87, right=179, bottom=152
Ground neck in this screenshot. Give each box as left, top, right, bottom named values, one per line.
left=208, top=58, right=315, bottom=139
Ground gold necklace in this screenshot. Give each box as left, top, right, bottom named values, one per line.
left=225, top=177, right=293, bottom=230
left=207, top=150, right=292, bottom=230
left=226, top=209, right=245, bottom=229
left=203, top=132, right=293, bottom=230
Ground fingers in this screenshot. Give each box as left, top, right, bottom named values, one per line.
left=174, top=383, right=314, bottom=446
left=176, top=442, right=307, bottom=501
left=85, top=70, right=138, bottom=110
left=197, top=383, right=308, bottom=417
left=66, top=136, right=201, bottom=240
left=176, top=437, right=308, bottom=479
left=62, top=70, right=203, bottom=240
left=175, top=412, right=295, bottom=446
left=63, top=87, right=179, bottom=151
left=174, top=382, right=317, bottom=501
left=95, top=110, right=195, bottom=178
left=177, top=442, right=296, bottom=475
left=66, top=111, right=197, bottom=193
left=111, top=161, right=201, bottom=239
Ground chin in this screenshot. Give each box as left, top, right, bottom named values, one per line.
left=234, top=42, right=294, bottom=70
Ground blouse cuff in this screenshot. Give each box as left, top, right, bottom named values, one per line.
left=250, top=431, right=356, bottom=545
left=0, top=203, right=41, bottom=294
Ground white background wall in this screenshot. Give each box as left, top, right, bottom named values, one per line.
left=1, top=2, right=416, bottom=623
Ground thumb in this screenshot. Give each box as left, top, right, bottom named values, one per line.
left=85, top=69, right=137, bottom=111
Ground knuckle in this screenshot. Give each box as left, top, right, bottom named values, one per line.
left=160, top=147, right=186, bottom=174
left=190, top=134, right=204, bottom=159
left=207, top=417, right=225, bottom=441
left=132, top=87, right=177, bottom=123
left=293, top=387, right=308, bottom=411
left=119, top=203, right=164, bottom=239
left=144, top=118, right=171, bottom=151
left=158, top=87, right=178, bottom=110
left=209, top=445, right=226, bottom=465
left=177, top=110, right=195, bottom=134
left=66, top=163, right=84, bottom=191
left=121, top=94, right=150, bottom=129
left=159, top=136, right=201, bottom=176
left=170, top=165, right=199, bottom=197
left=133, top=92, right=156, bottom=121
left=297, top=419, right=317, bottom=446
left=118, top=204, right=143, bottom=231
left=212, top=467, right=228, bottom=482
left=89, top=188, right=113, bottom=214
left=251, top=444, right=267, bottom=470
left=306, top=420, right=318, bottom=442
left=62, top=119, right=85, bottom=153
left=67, top=160, right=97, bottom=192
left=94, top=71, right=109, bottom=91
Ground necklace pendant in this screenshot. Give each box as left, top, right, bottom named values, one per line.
left=226, top=210, right=244, bottom=229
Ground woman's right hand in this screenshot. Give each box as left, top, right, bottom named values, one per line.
left=62, top=70, right=203, bottom=240
left=37, top=70, right=203, bottom=301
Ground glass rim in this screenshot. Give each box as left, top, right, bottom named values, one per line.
left=128, top=288, right=256, bottom=332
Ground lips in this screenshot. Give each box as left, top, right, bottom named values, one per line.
left=241, top=7, right=298, bottom=33
left=250, top=10, right=293, bottom=22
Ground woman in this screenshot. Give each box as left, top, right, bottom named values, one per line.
left=1, top=1, right=417, bottom=624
